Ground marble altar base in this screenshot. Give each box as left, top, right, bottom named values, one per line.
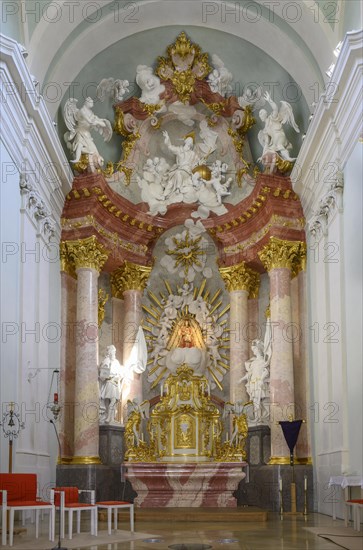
left=124, top=462, right=247, bottom=507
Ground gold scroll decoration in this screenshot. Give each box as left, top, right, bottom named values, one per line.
left=258, top=237, right=306, bottom=274
left=111, top=261, right=152, bottom=297
left=63, top=236, right=109, bottom=273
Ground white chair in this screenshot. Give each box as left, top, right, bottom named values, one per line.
left=0, top=490, right=6, bottom=546
left=96, top=501, right=134, bottom=535
left=51, top=487, right=97, bottom=540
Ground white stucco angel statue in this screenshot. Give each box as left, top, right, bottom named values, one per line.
left=239, top=317, right=272, bottom=424
left=63, top=97, right=112, bottom=163
left=96, top=78, right=130, bottom=103
left=207, top=54, right=233, bottom=97
left=257, top=91, right=300, bottom=161
left=99, top=345, right=125, bottom=423
left=136, top=65, right=165, bottom=105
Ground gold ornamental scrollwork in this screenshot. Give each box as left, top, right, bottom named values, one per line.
left=65, top=236, right=109, bottom=272
left=111, top=261, right=152, bottom=296
left=248, top=269, right=261, bottom=299
left=60, top=241, right=76, bottom=279
left=156, top=32, right=211, bottom=103
left=258, top=237, right=306, bottom=273
left=219, top=261, right=259, bottom=295
left=98, top=288, right=109, bottom=327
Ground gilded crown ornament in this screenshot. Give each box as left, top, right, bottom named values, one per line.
left=156, top=32, right=211, bottom=103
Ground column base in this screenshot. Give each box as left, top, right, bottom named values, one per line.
left=268, top=456, right=312, bottom=465
left=70, top=456, right=102, bottom=465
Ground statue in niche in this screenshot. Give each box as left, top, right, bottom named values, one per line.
left=99, top=345, right=125, bottom=424
left=179, top=319, right=195, bottom=348
left=63, top=97, right=112, bottom=164
left=257, top=91, right=300, bottom=161
left=240, top=322, right=272, bottom=424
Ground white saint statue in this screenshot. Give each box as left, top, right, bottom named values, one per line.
left=63, top=97, right=112, bottom=163
left=240, top=318, right=272, bottom=424
left=99, top=345, right=125, bottom=423
left=257, top=91, right=300, bottom=161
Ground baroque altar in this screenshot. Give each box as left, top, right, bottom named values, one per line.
left=57, top=32, right=311, bottom=509
left=124, top=364, right=248, bottom=507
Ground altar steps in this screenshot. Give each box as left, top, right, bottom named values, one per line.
left=114, top=506, right=268, bottom=523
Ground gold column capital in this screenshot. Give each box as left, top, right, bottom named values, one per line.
left=219, top=261, right=260, bottom=296
left=258, top=237, right=305, bottom=273
left=111, top=261, right=152, bottom=296
left=65, top=236, right=109, bottom=272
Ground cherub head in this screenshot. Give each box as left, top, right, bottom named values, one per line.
left=259, top=109, right=267, bottom=122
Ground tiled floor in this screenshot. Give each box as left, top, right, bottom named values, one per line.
left=7, top=512, right=362, bottom=549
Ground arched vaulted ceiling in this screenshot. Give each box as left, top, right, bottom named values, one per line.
left=26, top=0, right=343, bottom=117
left=14, top=0, right=360, bottom=169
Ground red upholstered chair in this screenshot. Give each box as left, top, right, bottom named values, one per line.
left=50, top=487, right=97, bottom=540
left=0, top=473, right=55, bottom=546
left=96, top=501, right=134, bottom=535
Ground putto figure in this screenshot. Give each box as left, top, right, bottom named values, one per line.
left=257, top=91, right=300, bottom=161
left=63, top=97, right=112, bottom=164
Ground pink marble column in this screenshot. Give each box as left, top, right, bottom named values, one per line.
left=122, top=289, right=143, bottom=405
left=229, top=289, right=249, bottom=404
left=268, top=267, right=295, bottom=459
left=66, top=236, right=109, bottom=463
left=112, top=297, right=124, bottom=357
left=219, top=263, right=259, bottom=405
left=59, top=270, right=77, bottom=461
left=73, top=266, right=101, bottom=461
left=247, top=297, right=259, bottom=341
left=111, top=261, right=151, bottom=419
left=259, top=237, right=305, bottom=462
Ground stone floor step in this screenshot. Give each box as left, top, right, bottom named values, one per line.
left=99, top=506, right=268, bottom=523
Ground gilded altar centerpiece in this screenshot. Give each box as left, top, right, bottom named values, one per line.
left=124, top=364, right=248, bottom=463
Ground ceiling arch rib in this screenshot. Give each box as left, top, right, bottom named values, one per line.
left=33, top=1, right=325, bottom=118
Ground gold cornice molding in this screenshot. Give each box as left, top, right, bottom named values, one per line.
left=111, top=261, right=152, bottom=296
left=65, top=236, right=109, bottom=272
left=219, top=261, right=259, bottom=294
left=258, top=237, right=305, bottom=273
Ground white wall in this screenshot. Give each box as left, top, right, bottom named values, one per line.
left=343, top=141, right=363, bottom=477
left=294, top=30, right=363, bottom=517
left=0, top=34, right=71, bottom=498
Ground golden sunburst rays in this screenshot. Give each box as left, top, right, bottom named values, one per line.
left=142, top=279, right=230, bottom=391
left=166, top=230, right=205, bottom=283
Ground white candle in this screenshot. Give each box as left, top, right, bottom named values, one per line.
left=304, top=475, right=307, bottom=491
left=226, top=432, right=229, bottom=442
left=160, top=384, right=163, bottom=397
left=279, top=478, right=282, bottom=491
